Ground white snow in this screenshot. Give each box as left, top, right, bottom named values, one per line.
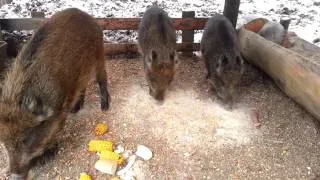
left=0, top=0, right=319, bottom=45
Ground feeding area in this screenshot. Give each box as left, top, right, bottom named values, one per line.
left=0, top=0, right=319, bottom=179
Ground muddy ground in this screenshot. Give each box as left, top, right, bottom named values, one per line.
left=1, top=54, right=320, bottom=180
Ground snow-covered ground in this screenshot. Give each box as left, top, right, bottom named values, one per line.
left=0, top=0, right=319, bottom=46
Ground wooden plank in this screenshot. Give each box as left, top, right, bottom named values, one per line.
left=0, top=18, right=46, bottom=31
left=0, top=18, right=208, bottom=31
left=238, top=28, right=320, bottom=121
left=97, top=18, right=208, bottom=30
left=104, top=42, right=200, bottom=55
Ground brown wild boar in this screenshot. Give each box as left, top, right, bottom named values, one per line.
left=138, top=5, right=178, bottom=101
left=0, top=8, right=110, bottom=179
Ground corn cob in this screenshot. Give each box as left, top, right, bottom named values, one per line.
left=88, top=140, right=113, bottom=152
left=94, top=123, right=108, bottom=136
left=99, top=150, right=124, bottom=164
left=79, top=172, right=91, bottom=180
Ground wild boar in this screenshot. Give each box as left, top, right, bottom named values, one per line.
left=0, top=8, right=110, bottom=179
left=138, top=5, right=178, bottom=100
left=201, top=14, right=244, bottom=109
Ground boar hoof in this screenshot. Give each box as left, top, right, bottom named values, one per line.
left=100, top=93, right=110, bottom=111
left=70, top=101, right=83, bottom=113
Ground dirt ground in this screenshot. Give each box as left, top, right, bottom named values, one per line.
left=1, top=54, right=320, bottom=180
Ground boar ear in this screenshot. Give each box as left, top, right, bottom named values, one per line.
left=170, top=51, right=179, bottom=66
left=150, top=50, right=157, bottom=63
left=146, top=50, right=157, bottom=68
left=236, top=55, right=244, bottom=74
left=216, top=55, right=227, bottom=75
left=21, top=96, right=53, bottom=123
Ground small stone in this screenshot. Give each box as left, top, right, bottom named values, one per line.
left=135, top=145, right=153, bottom=160
left=122, top=150, right=133, bottom=159
left=114, top=145, right=125, bottom=154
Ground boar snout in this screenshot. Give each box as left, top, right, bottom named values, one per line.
left=149, top=87, right=165, bottom=101
left=9, top=173, right=25, bottom=180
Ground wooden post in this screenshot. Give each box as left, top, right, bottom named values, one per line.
left=280, top=17, right=291, bottom=31
left=0, top=41, right=8, bottom=74
left=0, top=21, right=2, bottom=41
left=182, top=11, right=195, bottom=56
left=223, top=0, right=241, bottom=28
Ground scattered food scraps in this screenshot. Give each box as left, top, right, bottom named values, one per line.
left=94, top=160, right=118, bottom=175
left=135, top=145, right=153, bottom=161
left=117, top=155, right=137, bottom=177
left=88, top=140, right=113, bottom=152
left=79, top=172, right=91, bottom=180
left=98, top=150, right=124, bottom=165
left=94, top=123, right=108, bottom=136
left=114, top=145, right=125, bottom=154
left=110, top=177, right=121, bottom=180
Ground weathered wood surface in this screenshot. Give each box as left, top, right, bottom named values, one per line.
left=0, top=18, right=45, bottom=31
left=223, top=0, right=240, bottom=28
left=104, top=42, right=200, bottom=55
left=0, top=41, right=8, bottom=73
left=238, top=28, right=320, bottom=121
left=0, top=18, right=208, bottom=31
left=182, top=11, right=195, bottom=56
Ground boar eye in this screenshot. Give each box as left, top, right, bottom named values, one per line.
left=169, top=52, right=175, bottom=62
left=236, top=56, right=242, bottom=65
left=222, top=56, right=228, bottom=66
left=151, top=50, right=157, bottom=62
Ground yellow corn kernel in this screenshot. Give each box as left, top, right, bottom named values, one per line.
left=79, top=172, right=91, bottom=180
left=110, top=177, right=121, bottom=180
left=88, top=140, right=113, bottom=152
left=99, top=150, right=124, bottom=165
left=94, top=123, right=108, bottom=136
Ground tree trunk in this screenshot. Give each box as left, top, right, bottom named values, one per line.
left=223, top=0, right=241, bottom=28
left=238, top=28, right=320, bottom=121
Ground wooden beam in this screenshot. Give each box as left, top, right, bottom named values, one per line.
left=238, top=28, right=320, bottom=121
left=104, top=42, right=200, bottom=55
left=0, top=18, right=45, bottom=31
left=0, top=18, right=208, bottom=31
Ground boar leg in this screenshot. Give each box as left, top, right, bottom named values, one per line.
left=70, top=89, right=86, bottom=113
left=96, top=62, right=110, bottom=111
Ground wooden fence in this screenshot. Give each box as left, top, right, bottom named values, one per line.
left=0, top=11, right=208, bottom=55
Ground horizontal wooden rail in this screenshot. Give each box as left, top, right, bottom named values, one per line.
left=103, top=42, right=200, bottom=55
left=0, top=18, right=208, bottom=31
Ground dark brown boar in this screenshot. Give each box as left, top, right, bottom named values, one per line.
left=201, top=14, right=244, bottom=109
left=0, top=8, right=110, bottom=179
left=138, top=5, right=178, bottom=101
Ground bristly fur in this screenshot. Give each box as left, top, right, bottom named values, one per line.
left=138, top=5, right=178, bottom=100
left=0, top=8, right=110, bottom=178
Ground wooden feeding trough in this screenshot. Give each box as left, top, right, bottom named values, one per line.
left=239, top=28, right=320, bottom=121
